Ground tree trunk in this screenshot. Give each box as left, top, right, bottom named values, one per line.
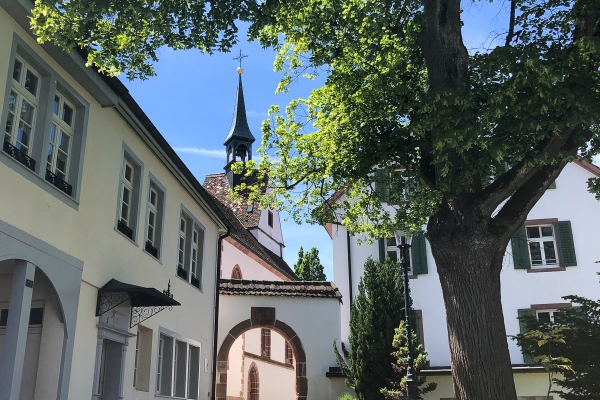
left=427, top=208, right=518, bottom=400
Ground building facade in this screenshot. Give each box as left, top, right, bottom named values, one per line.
left=0, top=1, right=232, bottom=399
left=329, top=160, right=600, bottom=399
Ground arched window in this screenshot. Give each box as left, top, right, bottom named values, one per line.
left=231, top=265, right=242, bottom=280
left=247, top=363, right=259, bottom=400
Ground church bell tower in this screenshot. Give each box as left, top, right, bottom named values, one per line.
left=224, top=54, right=256, bottom=189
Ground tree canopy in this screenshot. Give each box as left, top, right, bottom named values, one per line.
left=293, top=246, right=327, bottom=281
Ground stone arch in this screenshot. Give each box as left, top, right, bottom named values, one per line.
left=216, top=309, right=307, bottom=400
left=231, top=264, right=242, bottom=280
left=247, top=362, right=259, bottom=400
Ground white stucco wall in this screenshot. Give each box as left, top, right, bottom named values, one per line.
left=332, top=162, right=600, bottom=371
left=220, top=240, right=284, bottom=281
left=0, top=6, right=224, bottom=400
left=218, top=295, right=347, bottom=400
left=252, top=208, right=284, bottom=257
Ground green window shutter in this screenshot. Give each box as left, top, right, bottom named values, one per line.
left=378, top=238, right=386, bottom=263
left=548, top=180, right=556, bottom=189
left=511, top=226, right=530, bottom=270
left=518, top=308, right=536, bottom=363
left=374, top=169, right=389, bottom=202
left=411, top=231, right=428, bottom=275
left=556, top=220, right=577, bottom=266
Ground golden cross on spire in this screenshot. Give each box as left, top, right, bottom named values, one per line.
left=233, top=49, right=248, bottom=73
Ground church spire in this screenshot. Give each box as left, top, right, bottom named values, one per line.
left=224, top=51, right=256, bottom=188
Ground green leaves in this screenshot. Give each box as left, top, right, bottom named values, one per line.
left=293, top=246, right=327, bottom=281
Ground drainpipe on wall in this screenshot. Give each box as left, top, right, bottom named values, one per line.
left=211, top=227, right=230, bottom=400
left=346, top=230, right=353, bottom=306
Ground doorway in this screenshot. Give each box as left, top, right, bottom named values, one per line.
left=97, top=340, right=123, bottom=400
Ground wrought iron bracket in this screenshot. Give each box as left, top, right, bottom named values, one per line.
left=130, top=305, right=173, bottom=328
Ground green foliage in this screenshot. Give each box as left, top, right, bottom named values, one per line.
left=293, top=246, right=326, bottom=281
left=336, top=394, right=357, bottom=400
left=334, top=257, right=405, bottom=400
left=512, top=296, right=600, bottom=400
left=381, top=323, right=437, bottom=399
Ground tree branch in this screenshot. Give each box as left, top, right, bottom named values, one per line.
left=505, top=0, right=516, bottom=46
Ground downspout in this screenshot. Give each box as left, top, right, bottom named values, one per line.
left=211, top=227, right=230, bottom=400
left=346, top=230, right=353, bottom=306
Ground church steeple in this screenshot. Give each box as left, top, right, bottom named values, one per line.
left=224, top=53, right=256, bottom=188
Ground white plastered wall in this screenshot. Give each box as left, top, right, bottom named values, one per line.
left=221, top=240, right=285, bottom=281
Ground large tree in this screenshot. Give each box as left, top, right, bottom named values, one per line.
left=30, top=0, right=600, bottom=398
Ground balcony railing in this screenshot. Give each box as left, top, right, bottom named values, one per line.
left=45, top=169, right=73, bottom=197
left=145, top=241, right=159, bottom=258
left=3, top=140, right=35, bottom=171
left=117, top=220, right=133, bottom=240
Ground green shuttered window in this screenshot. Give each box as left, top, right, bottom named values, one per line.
left=511, top=221, right=576, bottom=269
left=378, top=231, right=428, bottom=275
left=374, top=169, right=389, bottom=202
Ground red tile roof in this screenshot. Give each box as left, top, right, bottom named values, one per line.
left=203, top=173, right=261, bottom=229
left=219, top=279, right=343, bottom=301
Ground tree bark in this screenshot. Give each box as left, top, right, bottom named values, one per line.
left=427, top=205, right=518, bottom=400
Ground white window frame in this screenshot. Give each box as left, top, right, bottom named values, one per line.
left=1, top=38, right=91, bottom=205
left=536, top=308, right=559, bottom=323
left=115, top=145, right=143, bottom=242
left=144, top=176, right=165, bottom=260
left=385, top=236, right=413, bottom=274
left=156, top=329, right=201, bottom=399
left=5, top=55, right=40, bottom=156
left=119, top=158, right=135, bottom=227
left=526, top=224, right=558, bottom=268
left=177, top=207, right=205, bottom=289
left=46, top=92, right=75, bottom=181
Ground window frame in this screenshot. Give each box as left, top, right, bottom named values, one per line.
left=260, top=329, right=271, bottom=358
left=177, top=206, right=205, bottom=290
left=46, top=92, right=75, bottom=183
left=384, top=236, right=413, bottom=274
left=143, top=174, right=166, bottom=260
left=115, top=144, right=143, bottom=243
left=156, top=328, right=201, bottom=399
left=0, top=36, right=90, bottom=206
left=524, top=222, right=559, bottom=269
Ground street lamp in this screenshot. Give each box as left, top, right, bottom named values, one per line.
left=393, top=232, right=419, bottom=399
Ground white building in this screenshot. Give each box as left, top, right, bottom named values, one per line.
left=0, top=1, right=233, bottom=399
left=328, top=160, right=600, bottom=399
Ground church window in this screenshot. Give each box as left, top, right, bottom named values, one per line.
left=261, top=329, right=271, bottom=358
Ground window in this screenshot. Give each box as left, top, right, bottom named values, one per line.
left=384, top=236, right=412, bottom=274
left=145, top=178, right=165, bottom=259
left=133, top=326, right=152, bottom=391
left=156, top=332, right=200, bottom=399
left=133, top=332, right=139, bottom=386
left=248, top=363, right=259, bottom=400
left=116, top=148, right=142, bottom=241
left=261, top=329, right=271, bottom=358
left=177, top=208, right=204, bottom=289
left=526, top=225, right=558, bottom=267
left=267, top=210, right=273, bottom=228
left=45, top=93, right=75, bottom=195
left=4, top=56, right=40, bottom=170
left=285, top=341, right=293, bottom=365
left=0, top=307, right=44, bottom=326
left=512, top=220, right=577, bottom=270
left=536, top=309, right=559, bottom=323
left=1, top=43, right=90, bottom=202
left=231, top=265, right=243, bottom=279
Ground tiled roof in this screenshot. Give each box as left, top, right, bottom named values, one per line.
left=204, top=173, right=261, bottom=229
left=219, top=279, right=343, bottom=301
left=202, top=176, right=297, bottom=280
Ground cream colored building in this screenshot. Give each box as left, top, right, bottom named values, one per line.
left=0, top=1, right=234, bottom=399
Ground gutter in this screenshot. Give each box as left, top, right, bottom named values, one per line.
left=211, top=227, right=230, bottom=400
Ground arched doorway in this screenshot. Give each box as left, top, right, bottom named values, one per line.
left=247, top=362, right=259, bottom=400
left=216, top=308, right=307, bottom=400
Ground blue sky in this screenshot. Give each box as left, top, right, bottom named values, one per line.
left=122, top=1, right=513, bottom=280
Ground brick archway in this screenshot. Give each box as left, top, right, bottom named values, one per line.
left=216, top=307, right=307, bottom=400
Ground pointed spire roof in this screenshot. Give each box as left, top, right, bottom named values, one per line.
left=224, top=74, right=256, bottom=145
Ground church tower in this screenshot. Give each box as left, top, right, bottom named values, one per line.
left=224, top=65, right=255, bottom=188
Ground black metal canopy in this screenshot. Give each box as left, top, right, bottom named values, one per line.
left=96, top=279, right=180, bottom=327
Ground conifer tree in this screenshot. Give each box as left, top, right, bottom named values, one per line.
left=334, top=257, right=404, bottom=400
left=293, top=246, right=326, bottom=281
